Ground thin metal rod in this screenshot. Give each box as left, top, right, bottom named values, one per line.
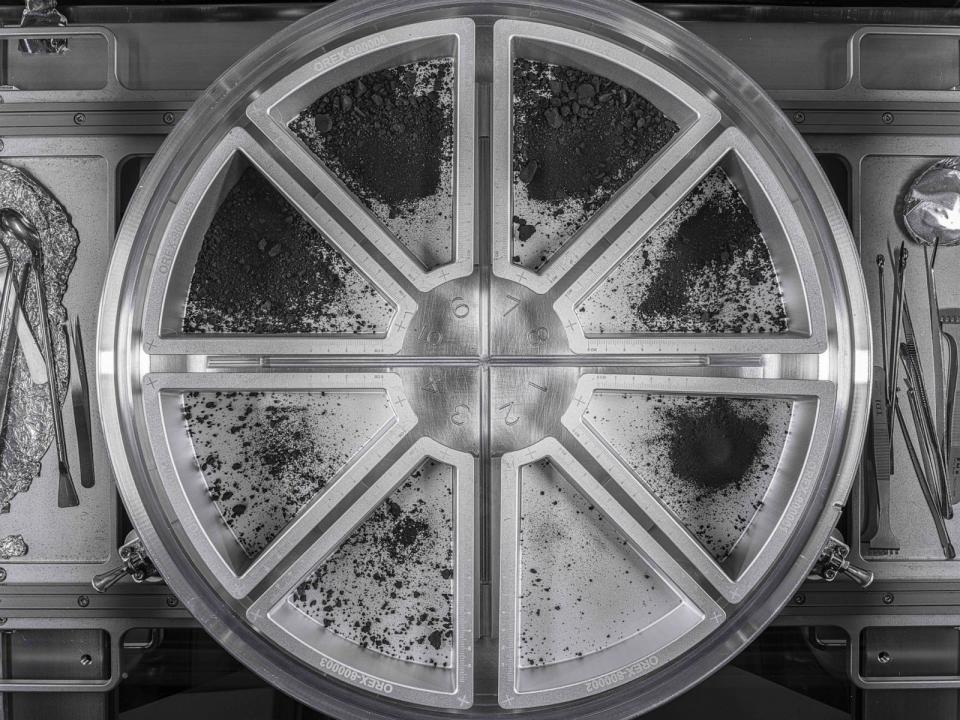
left=902, top=346, right=952, bottom=519
left=925, top=242, right=947, bottom=464
left=877, top=254, right=888, bottom=394
left=888, top=242, right=907, bottom=411
left=896, top=398, right=955, bottom=558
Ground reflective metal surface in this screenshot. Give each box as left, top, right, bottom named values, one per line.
left=97, top=1, right=870, bottom=718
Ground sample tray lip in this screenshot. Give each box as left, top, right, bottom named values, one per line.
left=141, top=128, right=418, bottom=356
left=554, top=127, right=829, bottom=356
left=141, top=371, right=417, bottom=600
left=562, top=373, right=837, bottom=603
left=497, top=437, right=725, bottom=709
left=246, top=437, right=475, bottom=709
left=245, top=18, right=476, bottom=294
left=99, top=1, right=871, bottom=717
left=491, top=18, right=722, bottom=296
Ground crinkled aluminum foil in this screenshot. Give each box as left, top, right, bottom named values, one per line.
left=903, top=157, right=960, bottom=247
left=19, top=0, right=68, bottom=55
left=0, top=534, right=27, bottom=559
left=0, top=164, right=77, bottom=512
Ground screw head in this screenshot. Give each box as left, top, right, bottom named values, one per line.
left=0, top=567, right=8, bottom=583
left=878, top=650, right=892, bottom=664
left=792, top=111, right=806, bottom=124
left=0, top=617, right=8, bottom=626
left=162, top=112, right=175, bottom=126
left=80, top=654, right=92, bottom=666
left=882, top=592, right=894, bottom=605
left=166, top=595, right=179, bottom=608
left=793, top=592, right=806, bottom=605
left=77, top=595, right=90, bottom=608
left=881, top=112, right=894, bottom=125
left=73, top=113, right=86, bottom=125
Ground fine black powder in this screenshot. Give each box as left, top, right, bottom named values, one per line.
left=291, top=61, right=451, bottom=206
left=659, top=396, right=770, bottom=493
left=183, top=167, right=392, bottom=335
left=289, top=59, right=455, bottom=269
left=511, top=59, right=679, bottom=269
left=636, top=168, right=783, bottom=328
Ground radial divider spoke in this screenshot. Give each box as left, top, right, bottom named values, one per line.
left=246, top=437, right=475, bottom=709
left=490, top=18, right=721, bottom=296
left=140, top=371, right=417, bottom=600
left=553, top=128, right=829, bottom=356
left=243, top=19, right=477, bottom=293
left=498, top=437, right=724, bottom=709
left=140, top=127, right=418, bottom=357
left=560, top=373, right=837, bottom=603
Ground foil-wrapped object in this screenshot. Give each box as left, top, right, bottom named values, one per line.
left=0, top=533, right=27, bottom=559
left=903, top=157, right=960, bottom=247
left=19, top=0, right=68, bottom=55
left=0, top=164, right=78, bottom=512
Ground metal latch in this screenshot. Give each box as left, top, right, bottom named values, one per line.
left=91, top=531, right=162, bottom=593
left=810, top=529, right=874, bottom=587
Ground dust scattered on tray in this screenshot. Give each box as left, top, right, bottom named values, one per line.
left=290, top=59, right=455, bottom=270
left=585, top=392, right=792, bottom=563
left=0, top=164, right=78, bottom=512
left=511, top=59, right=678, bottom=271
left=577, top=167, right=788, bottom=334
left=291, top=460, right=455, bottom=668
left=518, top=459, right=680, bottom=667
left=184, top=167, right=394, bottom=335
left=183, top=390, right=395, bottom=558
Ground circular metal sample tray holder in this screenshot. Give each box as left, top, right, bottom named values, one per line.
left=97, top=1, right=871, bottom=717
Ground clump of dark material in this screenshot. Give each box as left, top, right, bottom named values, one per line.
left=184, top=168, right=391, bottom=334
left=511, top=58, right=678, bottom=267
left=659, top=396, right=770, bottom=492
left=290, top=60, right=452, bottom=211
left=636, top=168, right=785, bottom=330
left=576, top=166, right=788, bottom=335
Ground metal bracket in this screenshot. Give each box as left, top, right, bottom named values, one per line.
left=811, top=530, right=875, bottom=587
left=91, top=531, right=161, bottom=593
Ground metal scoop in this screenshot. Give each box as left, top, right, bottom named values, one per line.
left=0, top=209, right=78, bottom=508
left=902, top=159, right=959, bottom=504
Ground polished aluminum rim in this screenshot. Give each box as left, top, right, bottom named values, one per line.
left=97, top=1, right=870, bottom=717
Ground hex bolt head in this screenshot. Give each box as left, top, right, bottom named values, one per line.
left=0, top=139, right=6, bottom=153
left=882, top=592, right=894, bottom=605
left=77, top=595, right=90, bottom=608
left=793, top=592, right=806, bottom=605
left=162, top=112, right=175, bottom=126
left=166, top=595, right=179, bottom=608
left=881, top=112, right=894, bottom=125
left=792, top=111, right=806, bottom=124
left=73, top=113, right=86, bottom=125
left=0, top=567, right=8, bottom=583
left=0, top=617, right=8, bottom=626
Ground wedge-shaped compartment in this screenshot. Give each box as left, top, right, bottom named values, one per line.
left=563, top=375, right=835, bottom=602
left=556, top=128, right=828, bottom=354
left=142, top=372, right=416, bottom=599
left=498, top=438, right=724, bottom=709
left=492, top=19, right=720, bottom=294
left=246, top=19, right=475, bottom=292
left=142, top=129, right=417, bottom=356
left=247, top=439, right=474, bottom=709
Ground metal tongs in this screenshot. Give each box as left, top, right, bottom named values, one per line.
left=0, top=209, right=78, bottom=507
